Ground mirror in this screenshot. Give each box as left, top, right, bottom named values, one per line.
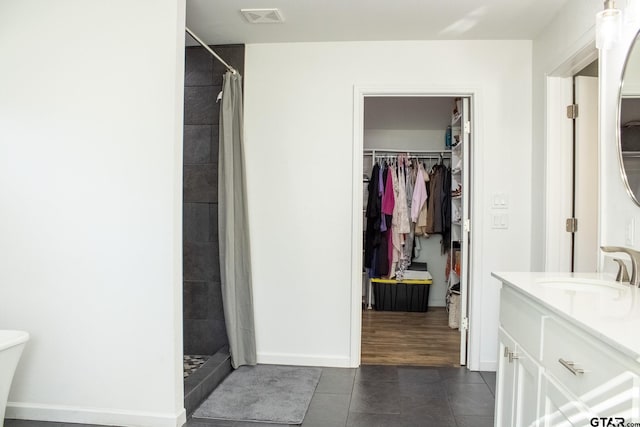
left=619, top=30, right=640, bottom=206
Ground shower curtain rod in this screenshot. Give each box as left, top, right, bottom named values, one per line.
left=185, top=27, right=237, bottom=75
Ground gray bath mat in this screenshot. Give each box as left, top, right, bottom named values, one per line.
left=192, top=364, right=322, bottom=424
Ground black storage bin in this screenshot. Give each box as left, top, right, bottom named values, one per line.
left=372, top=281, right=430, bottom=312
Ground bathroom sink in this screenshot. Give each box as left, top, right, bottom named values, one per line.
left=535, top=277, right=628, bottom=293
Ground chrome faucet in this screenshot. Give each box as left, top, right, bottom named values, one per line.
left=601, top=246, right=640, bottom=287
left=612, top=258, right=630, bottom=283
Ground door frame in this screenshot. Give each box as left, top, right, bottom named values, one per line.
left=544, top=45, right=599, bottom=272
left=350, top=85, right=482, bottom=369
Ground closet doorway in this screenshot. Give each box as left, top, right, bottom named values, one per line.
left=544, top=56, right=599, bottom=273
left=357, top=94, right=472, bottom=367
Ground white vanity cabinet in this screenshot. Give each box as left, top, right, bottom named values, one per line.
left=493, top=273, right=640, bottom=427
left=496, top=285, right=546, bottom=426
left=497, top=327, right=542, bottom=427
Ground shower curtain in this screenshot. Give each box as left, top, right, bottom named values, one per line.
left=218, top=71, right=256, bottom=368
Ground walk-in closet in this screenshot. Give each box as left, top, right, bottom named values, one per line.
left=361, top=96, right=471, bottom=367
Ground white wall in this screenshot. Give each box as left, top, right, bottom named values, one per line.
left=364, top=129, right=445, bottom=150
left=244, top=40, right=532, bottom=370
left=600, top=1, right=640, bottom=258
left=530, top=0, right=640, bottom=271
left=0, top=1, right=186, bottom=426
left=364, top=96, right=452, bottom=151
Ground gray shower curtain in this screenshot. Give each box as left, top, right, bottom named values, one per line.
left=218, top=71, right=256, bottom=368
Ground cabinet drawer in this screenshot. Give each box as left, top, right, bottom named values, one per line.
left=542, top=316, right=640, bottom=416
left=500, top=286, right=544, bottom=358
left=542, top=372, right=594, bottom=426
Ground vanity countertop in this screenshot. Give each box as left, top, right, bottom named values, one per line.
left=492, top=271, right=640, bottom=363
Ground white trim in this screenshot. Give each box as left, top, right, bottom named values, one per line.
left=257, top=352, right=351, bottom=367
left=466, top=89, right=485, bottom=372
left=543, top=37, right=598, bottom=272
left=351, top=84, right=483, bottom=370
left=549, top=36, right=598, bottom=78
left=350, top=85, right=365, bottom=367
left=544, top=76, right=574, bottom=272
left=6, top=402, right=186, bottom=427
left=477, top=360, right=498, bottom=372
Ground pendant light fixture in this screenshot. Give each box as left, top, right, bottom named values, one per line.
left=596, top=0, right=622, bottom=50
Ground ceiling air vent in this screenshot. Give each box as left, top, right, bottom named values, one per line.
left=240, top=8, right=285, bottom=24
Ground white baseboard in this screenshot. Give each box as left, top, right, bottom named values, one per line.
left=478, top=360, right=497, bottom=372
left=6, top=402, right=186, bottom=427
left=257, top=352, right=351, bottom=367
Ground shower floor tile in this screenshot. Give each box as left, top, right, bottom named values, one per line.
left=184, top=354, right=211, bottom=378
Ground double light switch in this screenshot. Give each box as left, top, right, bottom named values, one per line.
left=492, top=193, right=509, bottom=229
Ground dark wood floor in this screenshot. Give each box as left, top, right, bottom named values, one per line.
left=361, top=307, right=461, bottom=367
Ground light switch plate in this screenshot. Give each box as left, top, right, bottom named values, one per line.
left=492, top=213, right=509, bottom=229
left=492, top=193, right=509, bottom=209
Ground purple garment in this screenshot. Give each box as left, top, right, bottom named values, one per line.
left=381, top=168, right=395, bottom=215
left=379, top=166, right=387, bottom=232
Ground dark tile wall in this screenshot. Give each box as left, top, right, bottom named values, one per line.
left=183, top=44, right=245, bottom=355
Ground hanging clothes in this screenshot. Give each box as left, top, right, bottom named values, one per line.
left=381, top=165, right=395, bottom=216
left=374, top=164, right=391, bottom=277
left=396, top=159, right=411, bottom=234
left=379, top=163, right=387, bottom=232
left=389, top=163, right=402, bottom=277
left=411, top=164, right=427, bottom=223
left=394, top=160, right=412, bottom=278
left=441, top=166, right=452, bottom=254
left=364, top=163, right=381, bottom=269
left=364, top=151, right=455, bottom=280
left=414, top=162, right=430, bottom=236
left=403, top=160, right=417, bottom=266
left=425, top=166, right=439, bottom=234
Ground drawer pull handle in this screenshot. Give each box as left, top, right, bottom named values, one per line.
left=509, top=352, right=520, bottom=363
left=559, top=358, right=584, bottom=375
left=504, top=346, right=510, bottom=357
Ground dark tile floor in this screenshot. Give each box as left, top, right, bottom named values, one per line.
left=5, top=366, right=496, bottom=427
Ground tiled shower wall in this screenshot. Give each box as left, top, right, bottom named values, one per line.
left=183, top=44, right=245, bottom=355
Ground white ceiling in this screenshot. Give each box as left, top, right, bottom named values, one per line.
left=186, top=0, right=572, bottom=45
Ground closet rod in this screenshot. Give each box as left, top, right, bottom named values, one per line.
left=185, top=27, right=237, bottom=75
left=363, top=148, right=451, bottom=155
left=375, top=155, right=450, bottom=160
left=368, top=153, right=452, bottom=158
